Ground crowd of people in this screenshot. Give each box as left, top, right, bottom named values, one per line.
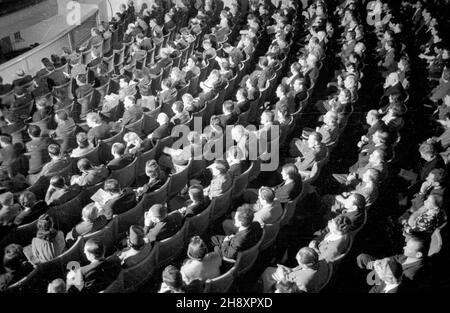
left=0, top=0, right=449, bottom=293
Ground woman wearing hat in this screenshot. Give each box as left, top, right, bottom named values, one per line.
left=180, top=236, right=222, bottom=285
left=118, top=225, right=147, bottom=268
left=203, top=160, right=233, bottom=199
left=25, top=214, right=66, bottom=264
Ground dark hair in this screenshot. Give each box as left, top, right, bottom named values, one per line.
left=282, top=163, right=299, bottom=180
left=77, top=158, right=93, bottom=172
left=235, top=204, right=255, bottom=227
left=112, top=142, right=126, bottom=156
left=36, top=214, right=58, bottom=241
left=84, top=238, right=105, bottom=259
left=56, top=110, right=68, bottom=121
left=48, top=144, right=61, bottom=157
left=187, top=236, right=208, bottom=260
left=104, top=179, right=121, bottom=193
left=3, top=244, right=26, bottom=271
left=350, top=193, right=366, bottom=210
left=162, top=265, right=183, bottom=290
left=19, top=191, right=37, bottom=208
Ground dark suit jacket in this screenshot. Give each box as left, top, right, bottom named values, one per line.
left=274, top=177, right=303, bottom=204
left=26, top=137, right=52, bottom=174
left=151, top=123, right=170, bottom=141
left=197, top=90, right=216, bottom=110
left=420, top=156, right=446, bottom=181
left=45, top=184, right=82, bottom=206
left=87, top=123, right=112, bottom=146
left=382, top=83, right=406, bottom=102
left=13, top=201, right=49, bottom=226
left=107, top=154, right=134, bottom=171
left=121, top=106, right=143, bottom=128
left=75, top=84, right=94, bottom=99
left=144, top=211, right=184, bottom=242
left=55, top=118, right=78, bottom=153
left=219, top=221, right=263, bottom=260
left=102, top=188, right=137, bottom=218
left=218, top=113, right=238, bottom=128
left=184, top=197, right=211, bottom=217
left=76, top=257, right=122, bottom=293
left=71, top=215, right=108, bottom=239
left=0, top=121, right=25, bottom=136
left=76, top=165, right=110, bottom=187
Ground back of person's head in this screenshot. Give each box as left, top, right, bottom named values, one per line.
left=310, top=131, right=323, bottom=144
left=188, top=184, right=204, bottom=202
left=162, top=265, right=183, bottom=291
left=187, top=236, right=208, bottom=260
left=77, top=74, right=87, bottom=85
left=112, top=142, right=126, bottom=156
left=86, top=112, right=102, bottom=125
left=259, top=186, right=275, bottom=204
left=145, top=160, right=161, bottom=178
left=19, top=190, right=37, bottom=208
left=47, top=279, right=66, bottom=293
left=235, top=204, right=255, bottom=227
left=281, top=163, right=299, bottom=180
left=3, top=244, right=25, bottom=271
left=104, top=179, right=121, bottom=194
left=50, top=175, right=66, bottom=189
left=76, top=132, right=90, bottom=149
left=0, top=192, right=14, bottom=207
left=296, top=247, right=319, bottom=268
left=36, top=214, right=57, bottom=240
left=173, top=101, right=184, bottom=113
left=48, top=144, right=61, bottom=157
left=161, top=78, right=172, bottom=89
left=77, top=158, right=93, bottom=172
left=223, top=100, right=235, bottom=113
left=419, top=141, right=438, bottom=158
left=56, top=110, right=69, bottom=122
left=84, top=238, right=105, bottom=260
left=429, top=168, right=447, bottom=185
left=82, top=203, right=99, bottom=222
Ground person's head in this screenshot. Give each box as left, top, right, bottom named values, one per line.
left=419, top=141, right=438, bottom=161
left=260, top=110, right=274, bottom=126
left=292, top=77, right=305, bottom=92
left=84, top=238, right=105, bottom=262
left=344, top=193, right=366, bottom=212
left=208, top=160, right=228, bottom=177
left=424, top=194, right=443, bottom=210
left=362, top=168, right=380, bottom=185
left=81, top=203, right=99, bottom=222
left=188, top=184, right=204, bottom=203
left=77, top=158, right=93, bottom=173
left=49, top=175, right=66, bottom=190
left=276, top=84, right=289, bottom=99
left=182, top=93, right=194, bottom=107
left=18, top=191, right=37, bottom=209
left=258, top=186, right=276, bottom=205
left=323, top=111, right=339, bottom=127
left=76, top=132, right=90, bottom=149
left=236, top=88, right=248, bottom=102
left=86, top=112, right=102, bottom=128
left=372, top=130, right=390, bottom=146
left=296, top=247, right=319, bottom=269
left=171, top=101, right=184, bottom=115
left=0, top=135, right=12, bottom=148
left=47, top=279, right=66, bottom=293
left=281, top=163, right=299, bottom=182
left=145, top=160, right=161, bottom=180
left=157, top=112, right=169, bottom=125
left=148, top=204, right=168, bottom=222
left=55, top=110, right=69, bottom=124
left=328, top=215, right=352, bottom=235
left=226, top=145, right=243, bottom=165
left=403, top=235, right=429, bottom=259
left=234, top=204, right=255, bottom=228
left=104, top=178, right=121, bottom=195
left=3, top=244, right=26, bottom=272
left=231, top=125, right=247, bottom=142
left=119, top=75, right=131, bottom=88
left=223, top=100, right=235, bottom=114
left=368, top=149, right=386, bottom=165
left=0, top=192, right=14, bottom=207
left=36, top=214, right=56, bottom=238
left=338, top=88, right=351, bottom=104
left=162, top=265, right=183, bottom=291
left=308, top=131, right=322, bottom=148
left=48, top=144, right=61, bottom=159
left=366, top=110, right=380, bottom=126
left=425, top=168, right=447, bottom=188
left=124, top=132, right=142, bottom=147
left=187, top=236, right=208, bottom=260
left=386, top=72, right=400, bottom=86
left=111, top=142, right=126, bottom=158
left=124, top=95, right=136, bottom=110
left=127, top=225, right=145, bottom=250
left=373, top=258, right=403, bottom=285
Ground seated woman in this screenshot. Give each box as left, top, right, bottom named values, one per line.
left=70, top=158, right=110, bottom=187
left=45, top=175, right=82, bottom=206
left=123, top=131, right=152, bottom=156
left=180, top=236, right=222, bottom=285
left=14, top=191, right=49, bottom=226
left=203, top=160, right=233, bottom=200
left=135, top=160, right=168, bottom=199
left=66, top=203, right=108, bottom=246
left=70, top=132, right=95, bottom=158
left=25, top=214, right=66, bottom=265
left=0, top=244, right=34, bottom=291
left=117, top=225, right=148, bottom=268
left=177, top=185, right=211, bottom=217
left=308, top=215, right=352, bottom=262
left=161, top=131, right=205, bottom=173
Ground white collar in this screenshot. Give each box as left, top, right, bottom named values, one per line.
left=384, top=282, right=400, bottom=293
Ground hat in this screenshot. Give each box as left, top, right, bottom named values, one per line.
left=208, top=160, right=228, bottom=172
left=128, top=225, right=145, bottom=247
left=149, top=204, right=167, bottom=219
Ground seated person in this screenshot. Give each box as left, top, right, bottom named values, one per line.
left=225, top=146, right=244, bottom=181
left=32, top=96, right=53, bottom=122
left=147, top=113, right=171, bottom=143
left=113, top=96, right=143, bottom=132
left=143, top=204, right=184, bottom=243
left=66, top=203, right=108, bottom=245
left=218, top=100, right=238, bottom=128
left=161, top=131, right=205, bottom=173
left=70, top=132, right=95, bottom=158
left=368, top=258, right=404, bottom=293
left=203, top=115, right=224, bottom=140
left=27, top=144, right=71, bottom=185
left=317, top=111, right=340, bottom=146
left=274, top=163, right=303, bottom=204
left=47, top=279, right=67, bottom=293
left=0, top=192, right=22, bottom=226
left=66, top=238, right=121, bottom=293
left=14, top=191, right=49, bottom=226
left=86, top=112, right=112, bottom=146
left=70, top=158, right=110, bottom=187
left=45, top=175, right=82, bottom=206
left=260, top=247, right=331, bottom=293
left=223, top=188, right=283, bottom=235
left=235, top=88, right=251, bottom=114
left=182, top=93, right=202, bottom=113
left=211, top=204, right=263, bottom=260
left=170, top=101, right=191, bottom=126
left=118, top=225, right=148, bottom=268
left=158, top=265, right=186, bottom=293
left=25, top=125, right=53, bottom=175
left=357, top=110, right=388, bottom=149
left=308, top=215, right=352, bottom=262
left=381, top=101, right=405, bottom=132
left=289, top=131, right=328, bottom=173
left=177, top=184, right=211, bottom=217
left=203, top=160, right=233, bottom=199
left=180, top=236, right=222, bottom=285
left=107, top=143, right=134, bottom=171
left=135, top=160, right=168, bottom=198
left=123, top=132, right=152, bottom=155
left=96, top=179, right=137, bottom=220
left=0, top=244, right=34, bottom=291
left=25, top=214, right=66, bottom=265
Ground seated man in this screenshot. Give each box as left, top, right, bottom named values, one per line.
left=317, top=111, right=340, bottom=146
left=218, top=100, right=238, bottom=129
left=143, top=204, right=184, bottom=243
left=25, top=125, right=52, bottom=175
left=177, top=184, right=211, bottom=217
left=0, top=192, right=22, bottom=226
left=118, top=225, right=148, bottom=268
left=170, top=101, right=191, bottom=126
left=273, top=163, right=303, bottom=204
left=107, top=143, right=134, bottom=171
left=357, top=110, right=388, bottom=149
left=96, top=179, right=137, bottom=220
left=223, top=188, right=283, bottom=235
left=0, top=244, right=33, bottom=291
left=52, top=110, right=77, bottom=153
left=211, top=204, right=263, bottom=260
left=70, top=158, right=110, bottom=187
left=147, top=113, right=171, bottom=142
left=289, top=131, right=328, bottom=173
left=45, top=175, right=82, bottom=206
left=70, top=132, right=94, bottom=158
left=357, top=235, right=431, bottom=291
left=135, top=160, right=168, bottom=198
left=308, top=215, right=352, bottom=262
left=66, top=238, right=121, bottom=293
left=14, top=191, right=49, bottom=226
left=260, top=247, right=330, bottom=293
left=203, top=160, right=233, bottom=199
left=225, top=146, right=243, bottom=181
left=113, top=96, right=143, bottom=132
left=86, top=112, right=112, bottom=146
left=27, top=144, right=71, bottom=185
left=65, top=203, right=108, bottom=245
left=350, top=129, right=393, bottom=172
